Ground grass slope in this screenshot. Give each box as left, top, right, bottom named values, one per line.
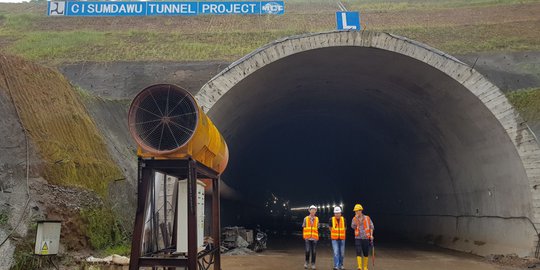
left=507, top=88, right=540, bottom=122
left=0, top=0, right=539, bottom=64
left=0, top=53, right=123, bottom=196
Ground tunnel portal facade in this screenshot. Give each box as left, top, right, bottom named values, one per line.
left=195, top=31, right=540, bottom=257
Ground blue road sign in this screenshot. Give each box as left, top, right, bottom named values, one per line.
left=47, top=1, right=285, bottom=17
left=336, top=11, right=361, bottom=31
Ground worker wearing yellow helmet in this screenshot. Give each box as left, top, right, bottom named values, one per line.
left=351, top=204, right=374, bottom=270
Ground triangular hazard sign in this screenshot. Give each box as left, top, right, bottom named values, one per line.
left=41, top=242, right=49, bottom=255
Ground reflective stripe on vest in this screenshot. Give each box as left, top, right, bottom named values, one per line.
left=354, top=215, right=372, bottom=239
left=331, top=216, right=346, bottom=240
left=303, top=216, right=319, bottom=240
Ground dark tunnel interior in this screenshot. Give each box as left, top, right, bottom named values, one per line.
left=205, top=46, right=533, bottom=247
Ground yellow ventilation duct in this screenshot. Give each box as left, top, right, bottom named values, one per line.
left=128, top=84, right=228, bottom=174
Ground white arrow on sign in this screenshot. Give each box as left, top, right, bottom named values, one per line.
left=341, top=12, right=357, bottom=30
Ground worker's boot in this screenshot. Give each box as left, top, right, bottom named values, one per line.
left=363, top=257, right=369, bottom=270
left=356, top=256, right=362, bottom=270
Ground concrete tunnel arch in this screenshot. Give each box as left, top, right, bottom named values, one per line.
left=195, top=31, right=540, bottom=257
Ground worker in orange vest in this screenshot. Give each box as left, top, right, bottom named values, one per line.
left=351, top=204, right=374, bottom=270
left=330, top=206, right=346, bottom=270
left=302, top=205, right=319, bottom=269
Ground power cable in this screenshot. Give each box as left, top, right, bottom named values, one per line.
left=0, top=56, right=31, bottom=248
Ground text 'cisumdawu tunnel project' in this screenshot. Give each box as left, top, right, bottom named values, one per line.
left=189, top=31, right=540, bottom=258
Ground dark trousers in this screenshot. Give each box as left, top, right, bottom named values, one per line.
left=305, top=240, right=317, bottom=263
left=355, top=239, right=370, bottom=257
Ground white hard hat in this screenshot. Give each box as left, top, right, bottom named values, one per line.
left=309, top=205, right=317, bottom=210
left=333, top=206, right=342, bottom=213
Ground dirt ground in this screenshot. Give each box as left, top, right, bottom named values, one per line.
left=221, top=239, right=529, bottom=270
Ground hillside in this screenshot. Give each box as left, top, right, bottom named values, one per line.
left=0, top=54, right=132, bottom=269
left=0, top=0, right=539, bottom=65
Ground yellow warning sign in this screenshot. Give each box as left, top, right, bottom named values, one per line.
left=41, top=241, right=49, bottom=255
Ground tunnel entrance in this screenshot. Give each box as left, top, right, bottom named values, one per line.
left=195, top=32, right=540, bottom=257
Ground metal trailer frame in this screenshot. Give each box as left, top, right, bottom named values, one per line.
left=129, top=158, right=221, bottom=270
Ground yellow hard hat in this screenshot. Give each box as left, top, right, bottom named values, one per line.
left=353, top=204, right=363, bottom=211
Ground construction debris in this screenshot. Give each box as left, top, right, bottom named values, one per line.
left=236, top=235, right=250, bottom=248
left=85, top=254, right=130, bottom=266
left=223, top=247, right=255, bottom=256
left=485, top=254, right=540, bottom=268
left=222, top=226, right=254, bottom=249
left=221, top=226, right=268, bottom=254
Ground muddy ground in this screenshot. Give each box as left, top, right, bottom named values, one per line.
left=78, top=238, right=537, bottom=269
left=221, top=239, right=532, bottom=270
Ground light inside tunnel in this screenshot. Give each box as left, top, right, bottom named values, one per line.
left=197, top=33, right=540, bottom=257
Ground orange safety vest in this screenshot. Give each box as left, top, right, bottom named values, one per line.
left=353, top=215, right=373, bottom=239
left=303, top=216, right=319, bottom=240
left=331, top=216, right=346, bottom=240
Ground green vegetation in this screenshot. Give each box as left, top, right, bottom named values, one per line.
left=507, top=88, right=540, bottom=122
left=1, top=13, right=40, bottom=31
left=9, top=223, right=57, bottom=270
left=7, top=31, right=109, bottom=62
left=0, top=54, right=124, bottom=196
left=346, top=0, right=540, bottom=11
left=4, top=22, right=538, bottom=64
left=11, top=247, right=47, bottom=270
left=383, top=21, right=540, bottom=54
left=0, top=54, right=129, bottom=265
left=10, top=205, right=130, bottom=269
left=80, top=206, right=130, bottom=254
left=0, top=54, right=132, bottom=266
left=11, top=252, right=62, bottom=270
left=73, top=85, right=96, bottom=101
left=0, top=210, right=8, bottom=226
left=6, top=30, right=303, bottom=64
left=1, top=1, right=539, bottom=64
left=104, top=243, right=131, bottom=256
left=217, top=0, right=540, bottom=11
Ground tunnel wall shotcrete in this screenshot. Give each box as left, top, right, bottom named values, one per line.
left=195, top=31, right=540, bottom=257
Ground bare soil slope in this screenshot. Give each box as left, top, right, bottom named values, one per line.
left=0, top=53, right=132, bottom=268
